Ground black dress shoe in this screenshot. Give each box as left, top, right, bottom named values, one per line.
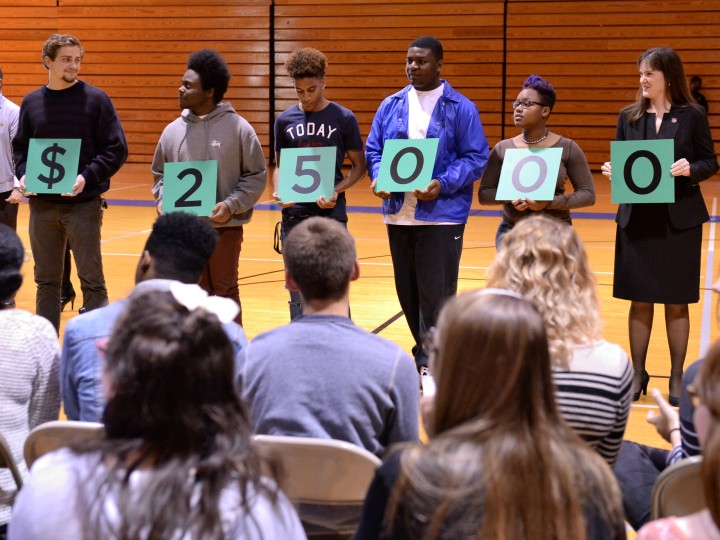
left=60, top=291, right=76, bottom=311
left=78, top=306, right=87, bottom=314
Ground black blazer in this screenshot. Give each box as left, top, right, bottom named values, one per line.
left=614, top=104, right=718, bottom=229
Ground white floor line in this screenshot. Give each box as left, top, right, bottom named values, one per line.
left=700, top=197, right=717, bottom=357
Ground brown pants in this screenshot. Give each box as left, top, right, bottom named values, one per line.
left=199, top=225, right=244, bottom=326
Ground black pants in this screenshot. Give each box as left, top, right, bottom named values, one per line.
left=0, top=190, right=18, bottom=230
left=387, top=223, right=464, bottom=369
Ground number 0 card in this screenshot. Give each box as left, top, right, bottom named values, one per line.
left=163, top=160, right=218, bottom=216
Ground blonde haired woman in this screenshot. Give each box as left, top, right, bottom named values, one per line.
left=487, top=214, right=632, bottom=464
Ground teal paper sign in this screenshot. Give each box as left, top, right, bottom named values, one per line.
left=611, top=139, right=675, bottom=204
left=25, top=139, right=81, bottom=195
left=376, top=139, right=439, bottom=192
left=163, top=160, right=218, bottom=216
left=278, top=147, right=337, bottom=203
left=496, top=147, right=562, bottom=201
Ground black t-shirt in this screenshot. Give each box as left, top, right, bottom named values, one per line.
left=275, top=102, right=363, bottom=221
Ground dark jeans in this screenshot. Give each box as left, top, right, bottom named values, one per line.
left=612, top=440, right=669, bottom=530
left=199, top=225, right=244, bottom=326
left=0, top=190, right=18, bottom=230
left=29, top=196, right=107, bottom=331
left=387, top=223, right=465, bottom=369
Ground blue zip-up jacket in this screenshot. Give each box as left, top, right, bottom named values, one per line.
left=366, top=81, right=489, bottom=223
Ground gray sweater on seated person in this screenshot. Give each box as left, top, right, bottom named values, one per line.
left=236, top=314, right=419, bottom=457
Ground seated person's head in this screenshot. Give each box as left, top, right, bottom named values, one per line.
left=283, top=217, right=358, bottom=303
left=138, top=212, right=218, bottom=284
left=102, top=288, right=249, bottom=456
left=0, top=224, right=24, bottom=304
left=694, top=340, right=720, bottom=526
left=487, top=214, right=600, bottom=365
left=429, top=288, right=554, bottom=436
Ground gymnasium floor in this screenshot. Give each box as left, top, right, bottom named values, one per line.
left=10, top=163, right=720, bottom=452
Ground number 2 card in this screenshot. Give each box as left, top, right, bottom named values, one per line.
left=278, top=147, right=336, bottom=204
left=163, top=160, right=218, bottom=216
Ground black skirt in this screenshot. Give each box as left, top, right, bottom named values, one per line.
left=613, top=203, right=702, bottom=304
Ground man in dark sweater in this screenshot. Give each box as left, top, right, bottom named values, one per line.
left=13, top=33, right=128, bottom=331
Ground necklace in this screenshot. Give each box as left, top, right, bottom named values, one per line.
left=521, top=129, right=548, bottom=145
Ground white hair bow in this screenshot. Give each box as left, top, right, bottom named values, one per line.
left=169, top=283, right=239, bottom=324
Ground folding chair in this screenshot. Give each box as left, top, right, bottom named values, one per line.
left=24, top=420, right=105, bottom=469
left=651, top=455, right=705, bottom=520
left=252, top=434, right=381, bottom=539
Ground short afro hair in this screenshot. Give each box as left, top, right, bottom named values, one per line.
left=0, top=224, right=24, bottom=301
left=523, top=75, right=556, bottom=110
left=187, top=49, right=231, bottom=104
left=284, top=48, right=328, bottom=80
left=409, top=36, right=443, bottom=61
left=144, top=212, right=218, bottom=283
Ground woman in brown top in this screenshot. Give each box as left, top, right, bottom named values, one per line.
left=478, top=75, right=595, bottom=247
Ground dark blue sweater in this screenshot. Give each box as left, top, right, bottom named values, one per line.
left=13, top=80, right=128, bottom=203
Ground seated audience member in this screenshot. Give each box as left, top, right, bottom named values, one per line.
left=60, top=212, right=247, bottom=422
left=0, top=225, right=60, bottom=535
left=9, top=289, right=305, bottom=539
left=352, top=289, right=626, bottom=540
left=236, top=217, right=419, bottom=458
left=487, top=214, right=632, bottom=465
left=637, top=339, right=720, bottom=539
left=614, top=264, right=720, bottom=530
left=614, top=360, right=701, bottom=530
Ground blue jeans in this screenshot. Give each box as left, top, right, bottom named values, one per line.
left=29, top=196, right=107, bottom=331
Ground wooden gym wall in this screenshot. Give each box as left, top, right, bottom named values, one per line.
left=0, top=0, right=717, bottom=170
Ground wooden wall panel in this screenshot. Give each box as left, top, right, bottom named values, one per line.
left=506, top=0, right=720, bottom=170
left=1, top=0, right=718, bottom=171
left=0, top=1, right=270, bottom=165
left=272, top=1, right=505, bottom=163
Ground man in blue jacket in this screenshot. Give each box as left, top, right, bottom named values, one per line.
left=366, top=36, right=489, bottom=372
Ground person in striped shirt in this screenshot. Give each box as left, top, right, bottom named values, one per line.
left=487, top=214, right=633, bottom=465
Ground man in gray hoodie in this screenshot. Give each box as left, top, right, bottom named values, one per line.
left=151, top=49, right=266, bottom=326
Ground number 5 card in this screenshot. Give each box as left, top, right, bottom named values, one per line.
left=163, top=160, right=218, bottom=216
left=278, top=147, right=337, bottom=203
left=496, top=147, right=562, bottom=201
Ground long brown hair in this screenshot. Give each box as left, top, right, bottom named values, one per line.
left=623, top=47, right=696, bottom=124
left=385, top=290, right=624, bottom=540
left=75, top=290, right=279, bottom=538
left=697, top=339, right=720, bottom=528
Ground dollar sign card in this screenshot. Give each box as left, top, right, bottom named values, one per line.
left=25, top=139, right=81, bottom=195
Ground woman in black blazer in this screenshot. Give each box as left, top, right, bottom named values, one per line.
left=601, top=47, right=718, bottom=406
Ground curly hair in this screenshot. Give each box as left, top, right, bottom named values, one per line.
left=284, top=47, right=327, bottom=79
left=523, top=74, right=556, bottom=109
left=187, top=48, right=231, bottom=104
left=486, top=215, right=601, bottom=368
left=410, top=36, right=443, bottom=61
left=74, top=290, right=277, bottom=537
left=143, top=212, right=218, bottom=283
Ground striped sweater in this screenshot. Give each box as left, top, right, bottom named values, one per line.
left=553, top=340, right=633, bottom=466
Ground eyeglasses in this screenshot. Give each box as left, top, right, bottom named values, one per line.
left=512, top=99, right=545, bottom=109
left=686, top=383, right=701, bottom=409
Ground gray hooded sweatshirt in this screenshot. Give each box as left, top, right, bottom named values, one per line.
left=151, top=102, right=266, bottom=227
